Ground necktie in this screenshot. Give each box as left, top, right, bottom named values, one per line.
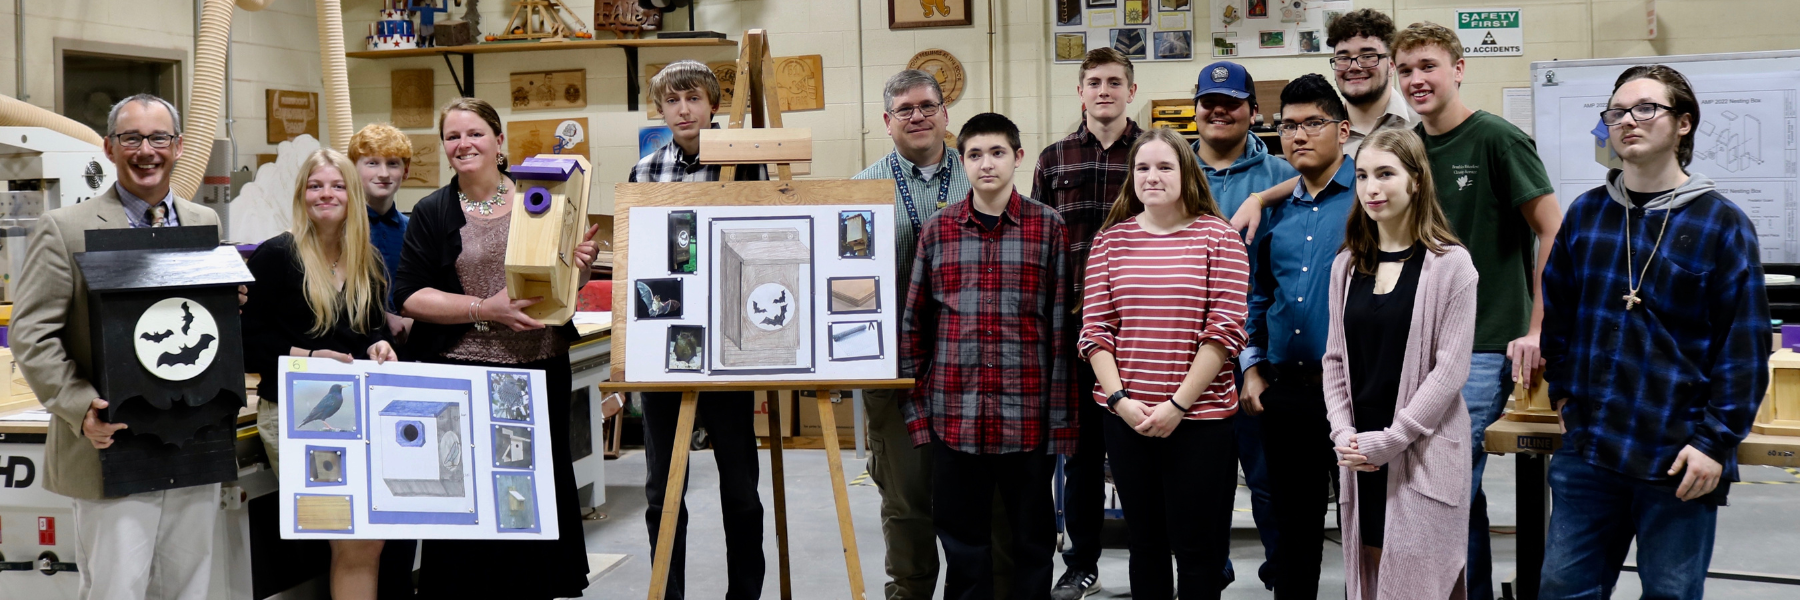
left=145, top=204, right=167, bottom=227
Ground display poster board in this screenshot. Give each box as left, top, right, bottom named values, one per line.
left=278, top=359, right=558, bottom=540
left=1205, top=0, right=1349, bottom=59
left=623, top=204, right=899, bottom=382
left=1054, top=0, right=1197, bottom=63
left=1530, top=51, right=1800, bottom=263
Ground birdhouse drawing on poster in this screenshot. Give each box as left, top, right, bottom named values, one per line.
left=709, top=217, right=815, bottom=372
left=365, top=372, right=477, bottom=523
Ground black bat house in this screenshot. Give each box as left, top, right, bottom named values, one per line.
left=74, top=226, right=255, bottom=497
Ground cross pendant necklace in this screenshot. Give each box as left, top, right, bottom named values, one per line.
left=1623, top=203, right=1673, bottom=311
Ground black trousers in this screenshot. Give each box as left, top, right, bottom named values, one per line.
left=1104, top=414, right=1237, bottom=600
left=642, top=391, right=766, bottom=600
left=1058, top=364, right=1106, bottom=573
left=932, top=444, right=1057, bottom=600
left=1256, top=364, right=1336, bottom=600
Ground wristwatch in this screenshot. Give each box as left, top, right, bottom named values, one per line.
left=1106, top=389, right=1130, bottom=411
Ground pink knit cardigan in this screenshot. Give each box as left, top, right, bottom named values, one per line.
left=1322, top=246, right=1477, bottom=600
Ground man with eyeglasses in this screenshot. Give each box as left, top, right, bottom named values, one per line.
left=1388, top=22, right=1561, bottom=600
left=1241, top=74, right=1357, bottom=600
left=1538, top=64, right=1768, bottom=600
left=1227, top=9, right=1416, bottom=240
left=11, top=93, right=225, bottom=599
left=853, top=68, right=979, bottom=600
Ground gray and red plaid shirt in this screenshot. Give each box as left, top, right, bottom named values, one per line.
left=900, top=189, right=1077, bottom=455
left=1031, top=119, right=1145, bottom=302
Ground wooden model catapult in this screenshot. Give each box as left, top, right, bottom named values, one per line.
left=493, top=0, right=590, bottom=41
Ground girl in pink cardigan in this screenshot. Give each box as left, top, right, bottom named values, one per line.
left=1323, top=128, right=1477, bottom=600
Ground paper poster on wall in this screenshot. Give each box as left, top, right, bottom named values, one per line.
left=1455, top=9, right=1523, bottom=57
left=623, top=204, right=899, bottom=382
left=1207, top=0, right=1348, bottom=58
left=278, top=359, right=557, bottom=540
left=1053, top=0, right=1195, bottom=62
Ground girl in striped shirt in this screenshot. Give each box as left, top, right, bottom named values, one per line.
left=1077, top=126, right=1251, bottom=599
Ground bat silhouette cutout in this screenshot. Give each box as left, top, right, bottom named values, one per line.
left=179, top=301, right=196, bottom=335
left=636, top=281, right=681, bottom=317
left=759, top=302, right=789, bottom=327
left=139, top=329, right=176, bottom=343
left=157, top=333, right=217, bottom=367
left=751, top=300, right=766, bottom=314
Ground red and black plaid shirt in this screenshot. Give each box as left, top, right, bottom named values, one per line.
left=900, top=190, right=1077, bottom=455
left=1032, top=119, right=1145, bottom=303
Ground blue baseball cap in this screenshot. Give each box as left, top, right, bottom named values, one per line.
left=1194, top=61, right=1256, bottom=101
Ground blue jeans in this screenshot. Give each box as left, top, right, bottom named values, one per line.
left=1463, top=353, right=1510, bottom=600
left=1539, top=454, right=1717, bottom=600
left=1226, top=409, right=1278, bottom=589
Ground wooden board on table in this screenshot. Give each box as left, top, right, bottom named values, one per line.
left=391, top=69, right=436, bottom=129
left=609, top=180, right=899, bottom=381
left=510, top=69, right=588, bottom=111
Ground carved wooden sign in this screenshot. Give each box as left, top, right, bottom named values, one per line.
left=510, top=69, right=587, bottom=111
left=265, top=89, right=320, bottom=144
left=906, top=49, right=965, bottom=105
left=595, top=0, right=662, bottom=40
left=506, top=118, right=590, bottom=162
left=774, top=55, right=824, bottom=112
left=391, top=69, right=435, bottom=129
left=403, top=133, right=441, bottom=189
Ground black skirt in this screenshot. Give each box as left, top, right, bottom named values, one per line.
left=417, top=353, right=591, bottom=599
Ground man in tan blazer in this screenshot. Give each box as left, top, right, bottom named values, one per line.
left=11, top=94, right=223, bottom=600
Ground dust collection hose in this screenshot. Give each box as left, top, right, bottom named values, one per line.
left=314, top=0, right=353, bottom=154
left=0, top=93, right=104, bottom=146
left=171, top=0, right=352, bottom=199
left=169, top=0, right=232, bottom=200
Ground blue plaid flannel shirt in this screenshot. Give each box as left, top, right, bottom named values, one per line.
left=1542, top=182, right=1770, bottom=489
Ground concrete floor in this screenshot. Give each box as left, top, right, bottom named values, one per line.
left=576, top=449, right=1800, bottom=599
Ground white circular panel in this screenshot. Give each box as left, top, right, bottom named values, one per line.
left=133, top=297, right=221, bottom=381
left=744, top=282, right=794, bottom=332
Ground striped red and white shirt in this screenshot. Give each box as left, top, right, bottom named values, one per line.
left=1077, top=215, right=1250, bottom=420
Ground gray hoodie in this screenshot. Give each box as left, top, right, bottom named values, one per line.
left=1603, top=168, right=1716, bottom=211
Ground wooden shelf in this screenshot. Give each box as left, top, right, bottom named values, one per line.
left=345, top=37, right=735, bottom=59
left=346, top=37, right=736, bottom=110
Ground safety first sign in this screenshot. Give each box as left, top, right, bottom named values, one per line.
left=1455, top=9, right=1523, bottom=57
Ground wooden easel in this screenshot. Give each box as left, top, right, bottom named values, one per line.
left=605, top=30, right=898, bottom=600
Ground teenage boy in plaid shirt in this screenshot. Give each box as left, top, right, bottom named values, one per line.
left=1029, top=47, right=1142, bottom=600
left=1539, top=64, right=1769, bottom=600
left=903, top=112, right=1076, bottom=600
left=629, top=59, right=767, bottom=600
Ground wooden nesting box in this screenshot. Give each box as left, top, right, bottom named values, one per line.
left=718, top=228, right=810, bottom=368
left=506, top=155, right=593, bottom=325
left=1757, top=348, right=1800, bottom=436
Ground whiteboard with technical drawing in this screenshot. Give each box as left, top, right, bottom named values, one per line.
left=277, top=358, right=557, bottom=540
left=1532, top=51, right=1800, bottom=263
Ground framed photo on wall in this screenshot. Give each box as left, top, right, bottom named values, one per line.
left=889, top=0, right=972, bottom=29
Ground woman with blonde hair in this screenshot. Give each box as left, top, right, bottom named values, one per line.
left=394, top=97, right=596, bottom=598
left=1323, top=127, right=1476, bottom=599
left=1078, top=126, right=1249, bottom=599
left=242, top=147, right=398, bottom=599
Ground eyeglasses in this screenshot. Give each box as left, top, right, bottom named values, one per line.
left=1329, top=53, right=1388, bottom=71
left=889, top=102, right=943, bottom=121
left=1277, top=119, right=1343, bottom=137
left=109, top=132, right=179, bottom=149
left=1600, top=102, right=1674, bottom=126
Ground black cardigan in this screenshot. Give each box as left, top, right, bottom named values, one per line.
left=241, top=232, right=393, bottom=402
left=393, top=176, right=579, bottom=361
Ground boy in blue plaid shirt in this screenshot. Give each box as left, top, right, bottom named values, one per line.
left=1539, top=65, right=1770, bottom=600
left=631, top=59, right=767, bottom=600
